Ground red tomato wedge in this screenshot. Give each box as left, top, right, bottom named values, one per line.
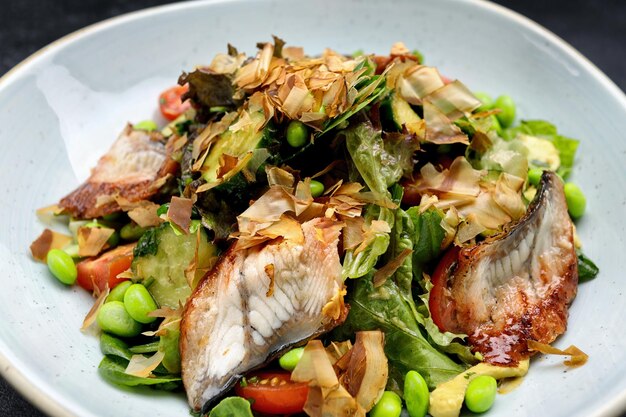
left=429, top=245, right=460, bottom=332
left=76, top=243, right=135, bottom=292
left=234, top=370, right=308, bottom=414
left=159, top=84, right=191, bottom=120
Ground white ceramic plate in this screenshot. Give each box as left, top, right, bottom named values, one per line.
left=1, top=0, right=625, bottom=416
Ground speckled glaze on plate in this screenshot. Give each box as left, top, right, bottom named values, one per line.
left=0, top=0, right=625, bottom=416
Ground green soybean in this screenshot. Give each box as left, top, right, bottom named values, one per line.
left=473, top=92, right=494, bottom=112
left=564, top=183, right=586, bottom=219
left=120, top=222, right=147, bottom=241
left=286, top=120, right=309, bottom=148
left=404, top=370, right=429, bottom=417
left=527, top=168, right=544, bottom=186
left=97, top=301, right=142, bottom=338
left=124, top=284, right=158, bottom=324
left=310, top=180, right=325, bottom=198
left=465, top=375, right=497, bottom=413
left=46, top=249, right=77, bottom=285
left=494, top=95, right=516, bottom=128
left=370, top=391, right=402, bottom=417
left=279, top=347, right=305, bottom=371
left=106, top=281, right=133, bottom=303
left=134, top=120, right=158, bottom=132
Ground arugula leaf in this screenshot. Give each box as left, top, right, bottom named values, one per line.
left=504, top=120, right=579, bottom=179
left=98, top=356, right=181, bottom=388
left=208, top=397, right=254, bottom=417
left=577, top=250, right=599, bottom=282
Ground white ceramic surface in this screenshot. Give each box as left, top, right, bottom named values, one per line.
left=1, top=0, right=625, bottom=416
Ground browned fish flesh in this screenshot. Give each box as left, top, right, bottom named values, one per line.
left=431, top=171, right=578, bottom=365
left=180, top=217, right=346, bottom=411
left=59, top=125, right=178, bottom=219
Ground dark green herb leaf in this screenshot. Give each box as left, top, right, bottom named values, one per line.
left=100, top=333, right=132, bottom=361
left=577, top=250, right=599, bottom=282
left=98, top=356, right=181, bottom=387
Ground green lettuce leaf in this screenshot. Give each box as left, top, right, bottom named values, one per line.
left=342, top=203, right=393, bottom=279
left=344, top=122, right=415, bottom=195
left=209, top=397, right=254, bottom=417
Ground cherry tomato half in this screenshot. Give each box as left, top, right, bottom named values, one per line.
left=234, top=370, right=309, bottom=414
left=76, top=243, right=135, bottom=292
left=159, top=84, right=191, bottom=121
left=429, top=245, right=460, bottom=332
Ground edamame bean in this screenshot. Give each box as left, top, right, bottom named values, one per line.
left=465, top=375, right=497, bottom=413
left=123, top=284, right=158, bottom=324
left=120, top=222, right=147, bottom=241
left=404, top=370, right=429, bottom=417
left=370, top=391, right=402, bottom=417
left=97, top=301, right=142, bottom=338
left=286, top=120, right=309, bottom=148
left=527, top=168, right=543, bottom=186
left=134, top=120, right=158, bottom=132
left=279, top=347, right=305, bottom=371
left=106, top=281, right=133, bottom=303
left=564, top=183, right=586, bottom=219
left=473, top=92, right=494, bottom=112
left=46, top=249, right=77, bottom=285
left=494, top=95, right=516, bottom=128
left=310, top=180, right=325, bottom=198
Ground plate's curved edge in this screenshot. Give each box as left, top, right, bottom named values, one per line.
left=0, top=351, right=72, bottom=417
left=0, top=0, right=625, bottom=416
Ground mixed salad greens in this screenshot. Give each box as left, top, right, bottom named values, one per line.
left=31, top=39, right=598, bottom=417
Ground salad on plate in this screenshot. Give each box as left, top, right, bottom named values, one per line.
left=30, top=38, right=599, bottom=417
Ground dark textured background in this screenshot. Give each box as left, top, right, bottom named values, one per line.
left=1, top=0, right=624, bottom=416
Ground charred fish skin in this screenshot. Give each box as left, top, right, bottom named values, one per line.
left=59, top=125, right=177, bottom=219
left=180, top=218, right=345, bottom=411
left=445, top=171, right=578, bottom=365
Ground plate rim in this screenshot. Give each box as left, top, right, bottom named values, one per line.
left=1, top=0, right=625, bottom=416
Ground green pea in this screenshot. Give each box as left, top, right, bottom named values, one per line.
left=279, top=347, right=305, bottom=371
left=46, top=249, right=77, bottom=285
left=494, top=95, right=516, bottom=128
left=97, top=301, right=142, bottom=338
left=106, top=281, right=133, bottom=303
left=564, top=183, right=586, bottom=219
left=370, top=391, right=402, bottom=417
left=473, top=92, right=493, bottom=112
left=310, top=180, right=325, bottom=198
left=134, top=120, right=158, bottom=132
left=465, top=375, right=497, bottom=413
left=124, top=284, right=158, bottom=324
left=527, top=168, right=544, bottom=186
left=120, top=222, right=147, bottom=241
left=286, top=120, right=309, bottom=148
left=404, top=370, right=429, bottom=417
